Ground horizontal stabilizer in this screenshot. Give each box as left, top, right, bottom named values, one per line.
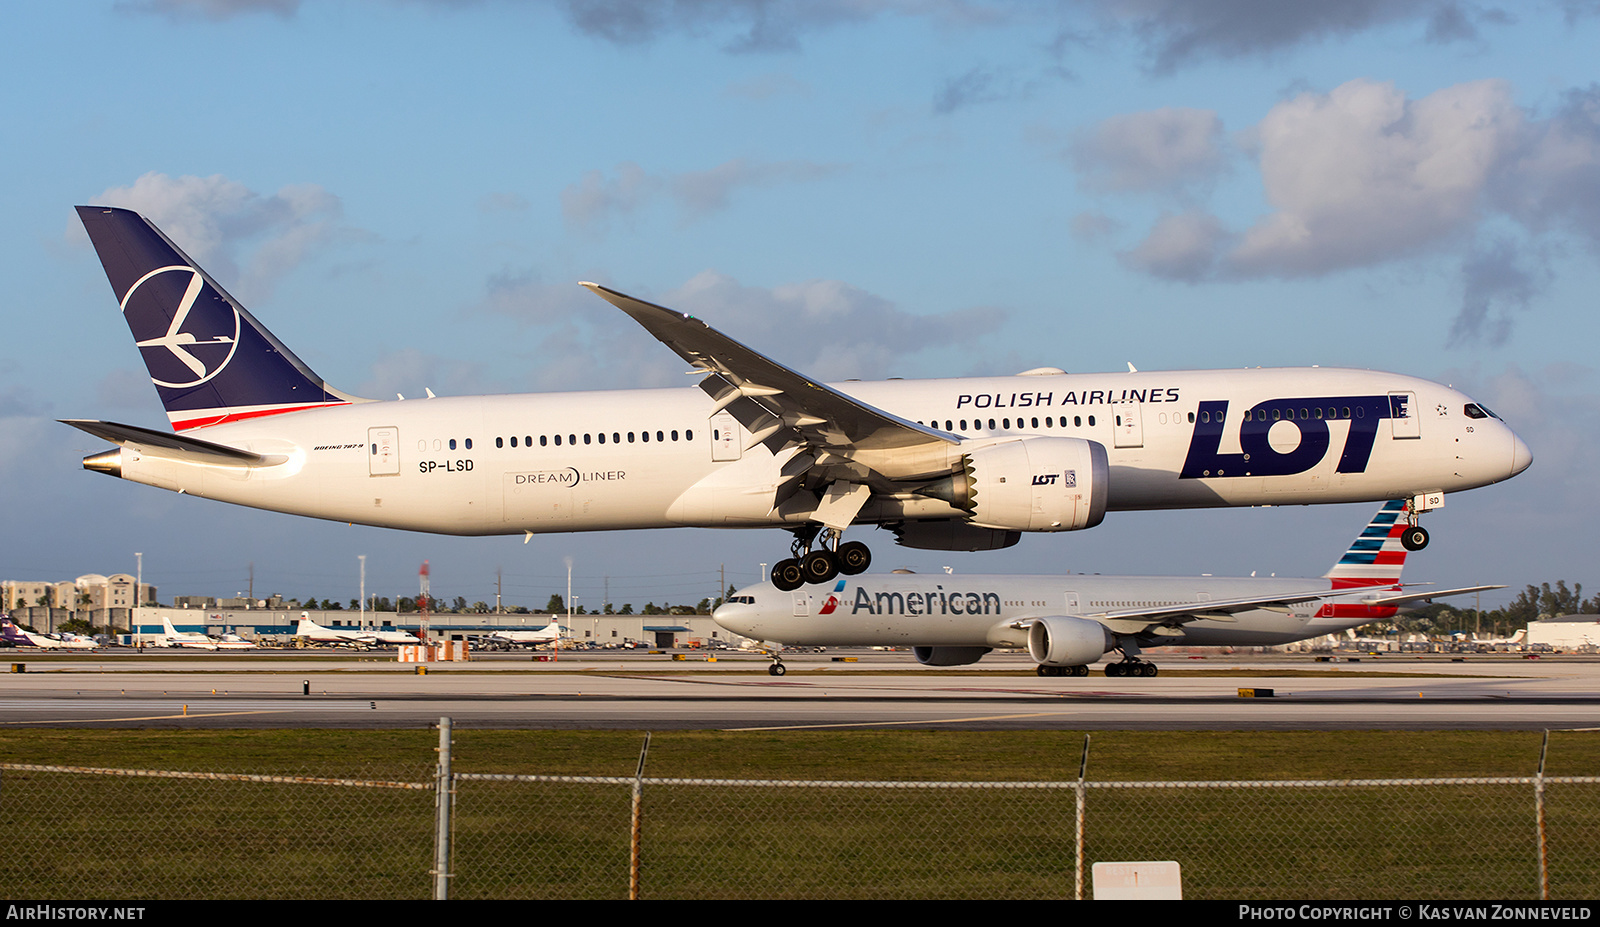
left=1363, top=584, right=1506, bottom=607
left=61, top=419, right=285, bottom=467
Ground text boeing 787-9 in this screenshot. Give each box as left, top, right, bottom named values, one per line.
left=67, top=206, right=1530, bottom=590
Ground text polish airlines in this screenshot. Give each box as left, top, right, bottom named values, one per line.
left=68, top=207, right=1530, bottom=591
left=713, top=501, right=1502, bottom=676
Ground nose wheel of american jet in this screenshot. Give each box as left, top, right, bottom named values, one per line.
left=768, top=660, right=787, bottom=676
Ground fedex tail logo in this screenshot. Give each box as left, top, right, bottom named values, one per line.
left=817, top=580, right=847, bottom=615
left=1181, top=395, right=1404, bottom=479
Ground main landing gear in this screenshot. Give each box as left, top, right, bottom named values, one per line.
left=1104, top=660, right=1158, bottom=678
left=770, top=526, right=871, bottom=592
left=1036, top=664, right=1090, bottom=677
left=1104, top=636, right=1157, bottom=677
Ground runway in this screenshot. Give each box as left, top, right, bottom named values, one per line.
left=1, top=650, right=1596, bottom=730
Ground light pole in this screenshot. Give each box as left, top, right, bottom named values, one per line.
left=134, top=551, right=143, bottom=643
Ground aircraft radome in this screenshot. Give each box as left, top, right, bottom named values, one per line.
left=68, top=206, right=1531, bottom=591
left=713, top=501, right=1504, bottom=676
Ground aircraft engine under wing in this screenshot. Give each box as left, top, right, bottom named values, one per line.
left=1027, top=616, right=1117, bottom=667
left=915, top=436, right=1108, bottom=532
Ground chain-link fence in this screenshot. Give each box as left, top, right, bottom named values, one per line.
left=3, top=729, right=1597, bottom=900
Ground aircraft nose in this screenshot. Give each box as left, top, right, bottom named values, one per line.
left=1510, top=432, right=1533, bottom=478
left=712, top=602, right=752, bottom=636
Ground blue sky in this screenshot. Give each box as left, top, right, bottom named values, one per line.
left=4, top=1, right=1598, bottom=612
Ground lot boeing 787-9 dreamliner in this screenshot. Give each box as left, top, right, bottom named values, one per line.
left=67, top=206, right=1530, bottom=590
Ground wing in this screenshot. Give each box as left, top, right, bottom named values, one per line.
left=1010, top=583, right=1506, bottom=636
left=1053, top=588, right=1337, bottom=635
left=580, top=282, right=958, bottom=470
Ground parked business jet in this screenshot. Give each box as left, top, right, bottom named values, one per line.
left=485, top=616, right=564, bottom=649
left=713, top=500, right=1502, bottom=676
left=152, top=616, right=220, bottom=650
left=294, top=615, right=418, bottom=648
left=68, top=207, right=1531, bottom=590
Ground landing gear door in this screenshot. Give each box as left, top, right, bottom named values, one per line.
left=1389, top=392, right=1420, bottom=439
left=369, top=427, right=400, bottom=476
left=711, top=411, right=741, bottom=462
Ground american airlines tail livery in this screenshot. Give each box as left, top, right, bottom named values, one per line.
left=67, top=206, right=1530, bottom=590
left=713, top=500, right=1503, bottom=676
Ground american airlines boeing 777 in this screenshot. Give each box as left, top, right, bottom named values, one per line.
left=713, top=501, right=1502, bottom=675
left=67, top=207, right=1530, bottom=591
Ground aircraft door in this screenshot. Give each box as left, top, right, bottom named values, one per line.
left=1063, top=591, right=1080, bottom=613
left=792, top=591, right=810, bottom=617
left=1113, top=402, right=1144, bottom=448
left=369, top=427, right=400, bottom=476
left=1389, top=392, right=1420, bottom=439
left=710, top=411, right=741, bottom=461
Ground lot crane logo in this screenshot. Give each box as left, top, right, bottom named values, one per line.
left=817, top=579, right=847, bottom=615
left=121, top=265, right=240, bottom=389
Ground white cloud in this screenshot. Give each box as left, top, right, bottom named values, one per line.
left=1080, top=79, right=1600, bottom=346
left=1119, top=212, right=1228, bottom=282
left=1070, top=107, right=1228, bottom=194
left=470, top=268, right=1006, bottom=389
left=1230, top=79, right=1522, bottom=277
left=116, top=0, right=298, bottom=20
left=561, top=158, right=844, bottom=232
left=89, top=172, right=344, bottom=301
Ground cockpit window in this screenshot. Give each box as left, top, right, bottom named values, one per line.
left=1463, top=403, right=1499, bottom=420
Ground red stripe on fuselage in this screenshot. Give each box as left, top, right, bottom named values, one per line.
left=172, top=402, right=350, bottom=432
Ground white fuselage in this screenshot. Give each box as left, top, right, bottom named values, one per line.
left=714, top=574, right=1398, bottom=651
left=110, top=367, right=1528, bottom=537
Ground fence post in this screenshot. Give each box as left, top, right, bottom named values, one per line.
left=1536, top=729, right=1549, bottom=901
left=1075, top=733, right=1090, bottom=901
left=630, top=732, right=652, bottom=901
left=433, top=716, right=453, bottom=900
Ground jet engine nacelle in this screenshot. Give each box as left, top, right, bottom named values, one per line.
left=1027, top=616, right=1115, bottom=667
left=963, top=437, right=1109, bottom=533
left=913, top=646, right=993, bottom=666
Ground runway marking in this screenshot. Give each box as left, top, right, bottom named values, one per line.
left=726, top=712, right=1065, bottom=732
left=1, top=710, right=292, bottom=725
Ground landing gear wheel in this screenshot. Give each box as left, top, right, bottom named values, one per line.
left=1401, top=525, right=1430, bottom=551
left=1141, top=663, right=1158, bottom=677
left=772, top=559, right=805, bottom=592
left=836, top=541, right=872, bottom=575
left=801, top=549, right=839, bottom=585
left=1037, top=664, right=1052, bottom=677
left=1105, top=663, right=1123, bottom=677
left=768, top=662, right=787, bottom=677
left=1073, top=665, right=1089, bottom=677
